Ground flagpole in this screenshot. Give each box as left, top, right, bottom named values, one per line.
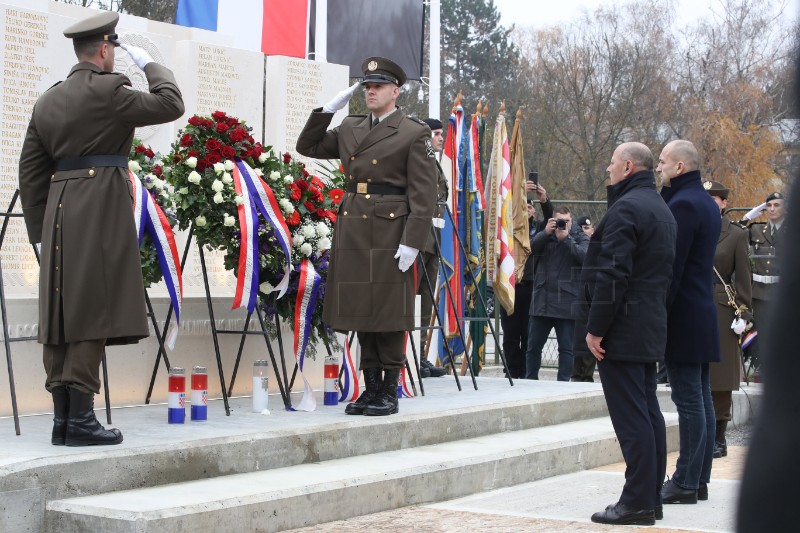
left=315, top=0, right=328, bottom=62
left=430, top=0, right=441, bottom=120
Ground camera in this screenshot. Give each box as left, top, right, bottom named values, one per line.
left=528, top=171, right=538, bottom=186
left=556, top=219, right=567, bottom=230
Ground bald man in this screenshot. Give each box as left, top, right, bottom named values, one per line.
left=657, top=140, right=721, bottom=504
left=575, top=142, right=677, bottom=525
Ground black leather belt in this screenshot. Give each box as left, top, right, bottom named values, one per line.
left=54, top=155, right=129, bottom=171
left=346, top=182, right=406, bottom=195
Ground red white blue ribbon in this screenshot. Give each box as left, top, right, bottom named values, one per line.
left=397, top=332, right=415, bottom=398
left=291, top=259, right=321, bottom=411
left=339, top=338, right=359, bottom=402
left=129, top=171, right=183, bottom=323
left=231, top=159, right=293, bottom=312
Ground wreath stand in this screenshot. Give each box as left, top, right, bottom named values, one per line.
left=1, top=190, right=113, bottom=435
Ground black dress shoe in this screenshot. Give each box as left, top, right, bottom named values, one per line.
left=698, top=482, right=708, bottom=501
left=662, top=478, right=698, bottom=504
left=591, top=502, right=655, bottom=525
left=420, top=359, right=446, bottom=377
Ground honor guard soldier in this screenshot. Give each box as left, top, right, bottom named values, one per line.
left=296, top=57, right=437, bottom=416
left=18, top=11, right=184, bottom=446
left=748, top=191, right=785, bottom=373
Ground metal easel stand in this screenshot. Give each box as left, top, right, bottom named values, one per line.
left=0, top=190, right=112, bottom=434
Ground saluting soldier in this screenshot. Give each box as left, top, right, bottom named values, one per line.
left=705, top=181, right=752, bottom=459
left=17, top=11, right=184, bottom=446
left=296, top=57, right=437, bottom=416
left=748, top=191, right=785, bottom=374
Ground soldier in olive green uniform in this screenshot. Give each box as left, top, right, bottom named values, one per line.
left=297, top=57, right=437, bottom=416
left=748, top=191, right=785, bottom=374
left=18, top=12, right=184, bottom=446
left=705, top=181, right=752, bottom=458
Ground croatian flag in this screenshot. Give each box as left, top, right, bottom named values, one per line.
left=175, top=0, right=310, bottom=58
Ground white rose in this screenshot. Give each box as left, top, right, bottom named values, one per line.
left=186, top=157, right=198, bottom=169
left=213, top=162, right=225, bottom=175
left=161, top=191, right=170, bottom=199
left=259, top=153, right=268, bottom=163
left=195, top=215, right=207, bottom=227
left=300, top=242, right=313, bottom=257
left=259, top=280, right=273, bottom=292
left=188, top=171, right=202, bottom=184
left=235, top=195, right=245, bottom=205
left=154, top=178, right=164, bottom=191
left=279, top=198, right=295, bottom=214
left=293, top=234, right=305, bottom=246
left=269, top=170, right=281, bottom=182
left=212, top=179, right=224, bottom=192
left=222, top=172, right=233, bottom=184
left=318, top=237, right=331, bottom=251
left=283, top=176, right=294, bottom=185
left=302, top=225, right=316, bottom=239
left=316, top=222, right=330, bottom=237
left=223, top=214, right=236, bottom=227
left=224, top=159, right=235, bottom=171
left=128, top=160, right=141, bottom=172
left=213, top=192, right=224, bottom=204
left=254, top=168, right=263, bottom=177
left=179, top=187, right=189, bottom=195
left=143, top=177, right=154, bottom=189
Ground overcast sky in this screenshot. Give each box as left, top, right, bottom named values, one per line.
left=493, top=0, right=800, bottom=30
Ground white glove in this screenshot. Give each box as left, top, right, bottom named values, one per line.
left=432, top=217, right=445, bottom=229
left=120, top=43, right=153, bottom=70
left=394, top=244, right=419, bottom=273
left=731, top=318, right=747, bottom=335
left=322, top=82, right=360, bottom=113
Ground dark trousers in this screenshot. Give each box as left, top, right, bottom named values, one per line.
left=571, top=355, right=597, bottom=382
left=711, top=390, right=732, bottom=422
left=525, top=316, right=574, bottom=381
left=417, top=250, right=439, bottom=354
left=751, top=298, right=771, bottom=371
left=357, top=331, right=406, bottom=370
left=598, top=359, right=666, bottom=510
left=43, top=339, right=106, bottom=394
left=499, top=281, right=531, bottom=379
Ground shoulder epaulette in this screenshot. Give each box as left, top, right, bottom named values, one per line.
left=44, top=81, right=62, bottom=92
left=346, top=114, right=367, bottom=118
left=406, top=116, right=427, bottom=127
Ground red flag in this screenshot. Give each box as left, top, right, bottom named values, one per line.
left=263, top=0, right=308, bottom=57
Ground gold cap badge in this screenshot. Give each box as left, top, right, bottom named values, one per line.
left=367, top=60, right=378, bottom=71
left=703, top=181, right=712, bottom=190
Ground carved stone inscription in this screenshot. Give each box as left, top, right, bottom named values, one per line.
left=284, top=59, right=322, bottom=155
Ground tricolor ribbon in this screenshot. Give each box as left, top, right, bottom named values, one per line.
left=339, top=338, right=360, bottom=402
left=291, top=258, right=321, bottom=411
left=231, top=159, right=293, bottom=312
left=129, top=170, right=183, bottom=323
left=397, top=332, right=414, bottom=398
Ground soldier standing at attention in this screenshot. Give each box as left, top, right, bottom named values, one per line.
left=748, top=191, right=785, bottom=376
left=296, top=57, right=437, bottom=416
left=18, top=11, right=184, bottom=446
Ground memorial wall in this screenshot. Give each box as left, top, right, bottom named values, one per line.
left=0, top=0, right=350, bottom=415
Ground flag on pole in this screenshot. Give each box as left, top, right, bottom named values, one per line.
left=485, top=103, right=515, bottom=314
left=466, top=104, right=487, bottom=374
left=509, top=109, right=531, bottom=284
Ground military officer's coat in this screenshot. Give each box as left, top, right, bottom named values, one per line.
left=422, top=160, right=448, bottom=255
left=710, top=216, right=752, bottom=391
left=749, top=221, right=782, bottom=302
left=18, top=62, right=184, bottom=345
left=296, top=108, right=437, bottom=332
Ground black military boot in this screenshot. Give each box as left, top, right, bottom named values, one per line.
left=65, top=388, right=123, bottom=446
left=365, top=368, right=400, bottom=416
left=345, top=368, right=382, bottom=415
left=713, top=420, right=728, bottom=458
left=51, top=386, right=69, bottom=446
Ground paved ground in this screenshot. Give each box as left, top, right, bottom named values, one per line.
left=287, top=447, right=748, bottom=532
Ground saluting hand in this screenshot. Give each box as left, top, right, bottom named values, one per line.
left=120, top=43, right=153, bottom=70
left=323, top=82, right=360, bottom=113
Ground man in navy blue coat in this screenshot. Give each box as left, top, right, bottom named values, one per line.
left=657, top=140, right=721, bottom=505
left=575, top=142, right=677, bottom=526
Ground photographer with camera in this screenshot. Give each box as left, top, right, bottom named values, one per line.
left=525, top=206, right=589, bottom=381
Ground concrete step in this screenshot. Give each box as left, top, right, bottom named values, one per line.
left=44, top=414, right=680, bottom=532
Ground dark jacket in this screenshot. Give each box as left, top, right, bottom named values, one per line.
left=661, top=170, right=721, bottom=363
left=18, top=62, right=184, bottom=345
left=573, top=171, right=677, bottom=362
left=529, top=221, right=589, bottom=319
left=521, top=199, right=553, bottom=282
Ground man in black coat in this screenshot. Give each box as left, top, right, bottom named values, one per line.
left=576, top=142, right=677, bottom=526
left=657, top=140, right=721, bottom=505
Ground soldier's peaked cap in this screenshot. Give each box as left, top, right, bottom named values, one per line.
left=361, top=57, right=407, bottom=87
left=703, top=180, right=730, bottom=200
left=766, top=191, right=784, bottom=203
left=63, top=11, right=119, bottom=44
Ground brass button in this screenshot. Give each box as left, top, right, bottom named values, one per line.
left=362, top=214, right=367, bottom=219
left=350, top=156, right=355, bottom=161
left=88, top=168, right=95, bottom=177
left=389, top=213, right=395, bottom=218
left=58, top=203, right=62, bottom=208
left=55, top=266, right=59, bottom=271
left=55, top=245, right=59, bottom=251
left=56, top=224, right=59, bottom=229
left=50, top=174, right=55, bottom=181
left=365, top=194, right=371, bottom=199
left=55, top=287, right=59, bottom=292
left=372, top=159, right=378, bottom=165
left=367, top=178, right=372, bottom=183
left=343, top=211, right=348, bottom=216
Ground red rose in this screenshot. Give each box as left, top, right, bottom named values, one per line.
left=287, top=211, right=301, bottom=226
left=135, top=144, right=147, bottom=154
left=311, top=188, right=324, bottom=203
left=253, top=144, right=264, bottom=157
left=212, top=110, right=227, bottom=122
left=152, top=165, right=163, bottom=177
left=187, top=150, right=200, bottom=158
left=180, top=134, right=193, bottom=147
left=289, top=184, right=302, bottom=201
left=310, top=176, right=323, bottom=188
left=145, top=148, right=155, bottom=159
left=196, top=159, right=207, bottom=172
left=221, top=145, right=236, bottom=159
left=302, top=168, right=310, bottom=177
left=206, top=138, right=222, bottom=151
left=229, top=128, right=245, bottom=142
left=325, top=211, right=337, bottom=223
left=247, top=135, right=255, bottom=144
left=296, top=179, right=309, bottom=191
left=304, top=200, right=316, bottom=212
left=203, top=118, right=214, bottom=129
left=316, top=208, right=326, bottom=218
left=328, top=188, right=344, bottom=204
left=226, top=116, right=239, bottom=126
left=283, top=152, right=292, bottom=164
left=206, top=152, right=222, bottom=165
left=172, top=154, right=183, bottom=164
left=216, top=122, right=230, bottom=134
